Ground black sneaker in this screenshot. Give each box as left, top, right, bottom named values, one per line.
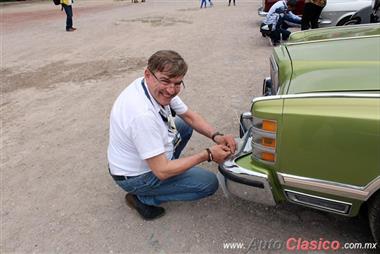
left=125, top=194, right=165, bottom=220
left=270, top=40, right=280, bottom=47
left=66, top=27, right=77, bottom=32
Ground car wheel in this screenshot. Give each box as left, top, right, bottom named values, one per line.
left=336, top=16, right=352, bottom=26
left=343, top=18, right=361, bottom=25
left=368, top=191, right=380, bottom=243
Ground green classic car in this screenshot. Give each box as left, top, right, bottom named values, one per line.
left=218, top=23, right=380, bottom=242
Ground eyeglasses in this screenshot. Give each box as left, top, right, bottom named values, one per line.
left=148, top=69, right=185, bottom=89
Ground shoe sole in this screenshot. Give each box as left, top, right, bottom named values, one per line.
left=125, top=194, right=137, bottom=209
left=125, top=194, right=165, bottom=220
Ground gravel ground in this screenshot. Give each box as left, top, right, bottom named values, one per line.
left=1, top=0, right=375, bottom=253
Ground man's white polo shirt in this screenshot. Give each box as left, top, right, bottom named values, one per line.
left=108, top=77, right=188, bottom=176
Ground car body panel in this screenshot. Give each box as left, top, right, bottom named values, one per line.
left=321, top=0, right=372, bottom=26
left=286, top=37, right=380, bottom=94
left=350, top=5, right=373, bottom=24
left=271, top=47, right=292, bottom=95
left=233, top=151, right=366, bottom=216
left=234, top=154, right=286, bottom=202
left=280, top=97, right=380, bottom=186
left=227, top=93, right=380, bottom=217
left=347, top=0, right=380, bottom=24
left=251, top=95, right=284, bottom=120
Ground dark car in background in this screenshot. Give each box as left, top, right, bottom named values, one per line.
left=346, top=0, right=380, bottom=24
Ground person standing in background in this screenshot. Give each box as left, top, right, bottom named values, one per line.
left=200, top=0, right=207, bottom=8
left=208, top=0, right=214, bottom=7
left=61, top=0, right=76, bottom=32
left=228, top=0, right=236, bottom=6
left=301, top=0, right=327, bottom=30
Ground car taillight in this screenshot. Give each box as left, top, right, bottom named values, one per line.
left=251, top=117, right=277, bottom=165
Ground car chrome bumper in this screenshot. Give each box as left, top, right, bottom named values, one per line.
left=319, top=18, right=332, bottom=26
left=218, top=155, right=277, bottom=206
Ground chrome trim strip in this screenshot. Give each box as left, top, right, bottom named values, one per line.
left=241, top=112, right=252, bottom=118
left=287, top=35, right=380, bottom=46
left=278, top=173, right=380, bottom=201
left=365, top=177, right=380, bottom=198
left=251, top=95, right=282, bottom=104
left=251, top=92, right=380, bottom=104
left=270, top=55, right=278, bottom=71
left=281, top=93, right=380, bottom=99
left=269, top=56, right=279, bottom=94
left=287, top=23, right=380, bottom=45
left=223, top=156, right=267, bottom=179
left=319, top=19, right=332, bottom=25
left=284, top=189, right=352, bottom=215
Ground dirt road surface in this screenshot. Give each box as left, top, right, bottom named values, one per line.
left=1, top=0, right=375, bottom=253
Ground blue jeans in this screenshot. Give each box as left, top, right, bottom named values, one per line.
left=270, top=16, right=295, bottom=42
left=283, top=14, right=301, bottom=28
left=200, top=0, right=207, bottom=8
left=114, top=117, right=219, bottom=206
left=62, top=4, right=73, bottom=30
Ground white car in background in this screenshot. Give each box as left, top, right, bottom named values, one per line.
left=320, top=0, right=372, bottom=26
left=258, top=0, right=372, bottom=27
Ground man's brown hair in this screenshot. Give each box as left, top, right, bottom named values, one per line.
left=147, top=50, right=188, bottom=78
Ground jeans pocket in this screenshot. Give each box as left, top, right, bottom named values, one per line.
left=115, top=179, right=137, bottom=193
left=141, top=172, right=161, bottom=187
left=115, top=172, right=161, bottom=194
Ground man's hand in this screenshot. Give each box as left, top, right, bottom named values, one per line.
left=146, top=144, right=232, bottom=180
left=213, top=134, right=236, bottom=154
left=209, top=144, right=232, bottom=164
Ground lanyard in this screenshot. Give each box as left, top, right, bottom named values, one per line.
left=141, top=79, right=181, bottom=149
left=141, top=78, right=154, bottom=106
left=141, top=79, right=176, bottom=123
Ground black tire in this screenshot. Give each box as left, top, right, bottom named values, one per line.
left=336, top=16, right=352, bottom=26
left=368, top=191, right=380, bottom=243
left=343, top=18, right=361, bottom=26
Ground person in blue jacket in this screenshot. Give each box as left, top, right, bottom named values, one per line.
left=260, top=0, right=301, bottom=45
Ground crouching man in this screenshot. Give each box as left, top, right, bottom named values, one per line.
left=107, top=50, right=236, bottom=220
left=260, top=0, right=301, bottom=46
